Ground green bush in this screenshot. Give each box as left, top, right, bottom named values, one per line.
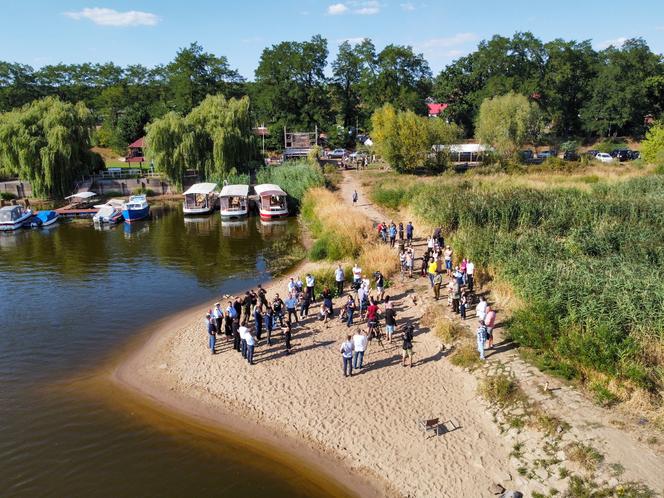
left=0, top=192, right=17, bottom=201
left=132, top=187, right=156, bottom=196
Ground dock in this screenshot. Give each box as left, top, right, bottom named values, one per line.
left=55, top=207, right=98, bottom=218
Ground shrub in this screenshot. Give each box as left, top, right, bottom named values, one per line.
left=0, top=192, right=17, bottom=201
left=642, top=122, right=664, bottom=165
left=478, top=374, right=523, bottom=407
left=450, top=340, right=481, bottom=369
left=564, top=442, right=604, bottom=472
left=132, top=187, right=156, bottom=196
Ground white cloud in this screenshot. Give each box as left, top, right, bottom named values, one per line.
left=400, top=2, right=415, bottom=11
left=64, top=7, right=160, bottom=27
left=327, top=3, right=349, bottom=15
left=327, top=1, right=381, bottom=16
left=598, top=37, right=627, bottom=49
left=418, top=32, right=479, bottom=49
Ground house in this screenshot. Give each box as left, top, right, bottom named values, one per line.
left=125, top=137, right=145, bottom=164
left=432, top=143, right=493, bottom=163
left=427, top=103, right=448, bottom=118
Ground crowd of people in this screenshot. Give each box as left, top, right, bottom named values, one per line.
left=203, top=218, right=497, bottom=372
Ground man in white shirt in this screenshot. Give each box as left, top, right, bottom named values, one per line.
left=245, top=327, right=256, bottom=365
left=476, top=296, right=487, bottom=322
left=239, top=325, right=249, bottom=359
left=213, top=302, right=223, bottom=335
left=287, top=277, right=296, bottom=295
left=352, top=330, right=368, bottom=369
left=466, top=260, right=475, bottom=292
left=352, top=263, right=362, bottom=286
left=335, top=264, right=345, bottom=296
left=305, top=273, right=315, bottom=301
left=340, top=335, right=354, bottom=377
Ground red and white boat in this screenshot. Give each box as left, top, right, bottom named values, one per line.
left=254, top=184, right=288, bottom=220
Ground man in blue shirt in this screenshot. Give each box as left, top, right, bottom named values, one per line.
left=206, top=313, right=216, bottom=354
left=406, top=222, right=414, bottom=246
left=285, top=294, right=299, bottom=324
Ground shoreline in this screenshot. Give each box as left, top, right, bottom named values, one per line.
left=107, top=263, right=391, bottom=498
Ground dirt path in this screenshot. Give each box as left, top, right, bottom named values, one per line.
left=347, top=169, right=664, bottom=495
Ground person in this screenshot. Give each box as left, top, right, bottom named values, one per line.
left=226, top=300, right=238, bottom=321
left=213, top=303, right=223, bottom=336
left=427, top=236, right=435, bottom=251
left=427, top=258, right=437, bottom=288
left=253, top=305, right=263, bottom=340
left=466, top=260, right=475, bottom=292
left=224, top=308, right=233, bottom=341
left=318, top=302, right=331, bottom=324
left=460, top=292, right=468, bottom=320
left=357, top=284, right=368, bottom=319
left=405, top=248, right=414, bottom=278
left=352, top=330, right=368, bottom=369
left=476, top=296, right=488, bottom=322
left=233, top=297, right=242, bottom=322
left=284, top=319, right=292, bottom=354
left=388, top=223, right=397, bottom=248
left=239, top=323, right=249, bottom=358
left=366, top=298, right=379, bottom=339
left=384, top=303, right=397, bottom=343
left=305, top=273, right=315, bottom=301
left=402, top=324, right=414, bottom=367
left=295, top=276, right=304, bottom=294
left=451, top=278, right=461, bottom=313
left=345, top=295, right=356, bottom=327
left=433, top=271, right=443, bottom=300
left=335, top=264, right=345, bottom=296
left=352, top=190, right=358, bottom=206
left=460, top=258, right=468, bottom=284
left=232, top=316, right=241, bottom=352
left=299, top=290, right=311, bottom=318
left=444, top=246, right=453, bottom=276
left=374, top=271, right=385, bottom=302
left=206, top=313, right=216, bottom=354
left=242, top=291, right=252, bottom=325
left=257, top=284, right=269, bottom=308
left=323, top=292, right=334, bottom=318
left=484, top=306, right=496, bottom=349
left=398, top=222, right=404, bottom=243
left=245, top=327, right=256, bottom=365
left=380, top=222, right=387, bottom=243
left=420, top=249, right=430, bottom=277
left=352, top=263, right=362, bottom=287
left=406, top=221, right=414, bottom=246
left=272, top=294, right=285, bottom=327
left=264, top=306, right=274, bottom=345
left=340, top=335, right=354, bottom=377
left=287, top=277, right=297, bottom=295
left=476, top=320, right=488, bottom=360
left=285, top=293, right=299, bottom=324
left=435, top=227, right=444, bottom=248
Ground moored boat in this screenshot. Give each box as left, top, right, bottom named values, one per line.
left=29, top=210, right=59, bottom=228
left=56, top=191, right=100, bottom=218
left=93, top=200, right=124, bottom=225
left=183, top=183, right=219, bottom=215
left=122, top=195, right=150, bottom=223
left=219, top=184, right=249, bottom=219
left=254, top=184, right=288, bottom=219
left=0, top=205, right=33, bottom=231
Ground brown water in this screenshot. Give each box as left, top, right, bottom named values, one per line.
left=0, top=205, right=353, bottom=497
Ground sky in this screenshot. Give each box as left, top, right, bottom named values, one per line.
left=0, top=0, right=662, bottom=79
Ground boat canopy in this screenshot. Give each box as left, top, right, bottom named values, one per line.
left=183, top=183, right=218, bottom=195
left=65, top=191, right=98, bottom=200
left=219, top=184, right=249, bottom=197
left=254, top=184, right=286, bottom=197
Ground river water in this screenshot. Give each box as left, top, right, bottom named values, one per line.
left=0, top=204, right=351, bottom=497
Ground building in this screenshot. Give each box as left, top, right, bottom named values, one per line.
left=427, top=103, right=448, bottom=118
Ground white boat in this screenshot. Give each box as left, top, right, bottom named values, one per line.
left=93, top=200, right=124, bottom=225
left=122, top=195, right=150, bottom=223
left=0, top=205, right=33, bottom=231
left=219, top=184, right=249, bottom=219
left=254, top=184, right=288, bottom=219
left=183, top=183, right=219, bottom=215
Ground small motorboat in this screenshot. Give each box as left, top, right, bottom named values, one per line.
left=219, top=184, right=249, bottom=219
left=0, top=205, right=33, bottom=231
left=122, top=195, right=150, bottom=223
left=183, top=182, right=219, bottom=215
left=254, top=184, right=288, bottom=220
left=93, top=200, right=124, bottom=225
left=28, top=210, right=59, bottom=228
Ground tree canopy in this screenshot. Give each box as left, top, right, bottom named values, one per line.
left=0, top=96, right=101, bottom=198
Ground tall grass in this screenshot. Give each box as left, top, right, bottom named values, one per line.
left=371, top=175, right=664, bottom=392
left=256, top=160, right=325, bottom=212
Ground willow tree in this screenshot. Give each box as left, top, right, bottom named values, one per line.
left=0, top=96, right=99, bottom=198
left=146, top=95, right=258, bottom=189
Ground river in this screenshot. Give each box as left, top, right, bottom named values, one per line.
left=0, top=204, right=352, bottom=497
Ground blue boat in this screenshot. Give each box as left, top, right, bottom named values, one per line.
left=29, top=210, right=59, bottom=228
left=122, top=195, right=150, bottom=223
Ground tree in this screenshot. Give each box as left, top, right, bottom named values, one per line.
left=146, top=95, right=258, bottom=189
left=371, top=103, right=460, bottom=172
left=252, top=35, right=331, bottom=136
left=331, top=41, right=363, bottom=128
left=0, top=96, right=99, bottom=198
left=166, top=42, right=244, bottom=114
left=475, top=92, right=542, bottom=158
left=641, top=122, right=664, bottom=165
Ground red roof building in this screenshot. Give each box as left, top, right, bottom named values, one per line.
left=126, top=137, right=146, bottom=163
left=427, top=103, right=448, bottom=117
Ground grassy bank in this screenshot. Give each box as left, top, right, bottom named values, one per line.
left=369, top=171, right=664, bottom=405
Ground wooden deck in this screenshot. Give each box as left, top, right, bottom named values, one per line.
left=55, top=207, right=99, bottom=218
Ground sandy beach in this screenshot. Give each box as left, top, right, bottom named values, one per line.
left=110, top=172, right=664, bottom=498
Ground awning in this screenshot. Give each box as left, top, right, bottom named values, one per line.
left=65, top=191, right=98, bottom=200
left=219, top=184, right=249, bottom=197
left=254, top=184, right=286, bottom=197
left=183, top=183, right=218, bottom=195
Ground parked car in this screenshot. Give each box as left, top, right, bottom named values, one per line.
left=538, top=150, right=555, bottom=159
left=595, top=152, right=615, bottom=163
left=585, top=150, right=599, bottom=158
left=520, top=149, right=534, bottom=161
left=328, top=148, right=347, bottom=159
left=629, top=150, right=640, bottom=160
left=563, top=151, right=580, bottom=161
left=349, top=151, right=367, bottom=160
left=610, top=149, right=633, bottom=162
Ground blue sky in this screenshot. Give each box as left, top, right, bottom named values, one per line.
left=1, top=1, right=662, bottom=78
